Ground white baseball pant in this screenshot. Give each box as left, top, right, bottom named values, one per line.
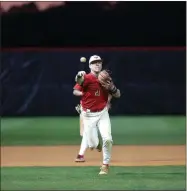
left=82, top=107, right=113, bottom=164
left=78, top=113, right=88, bottom=155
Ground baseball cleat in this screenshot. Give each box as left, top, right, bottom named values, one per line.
left=75, top=155, right=85, bottom=162
left=96, top=142, right=102, bottom=152
left=99, top=164, right=109, bottom=175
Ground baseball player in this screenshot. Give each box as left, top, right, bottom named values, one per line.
left=75, top=94, right=112, bottom=162
left=73, top=55, right=120, bottom=175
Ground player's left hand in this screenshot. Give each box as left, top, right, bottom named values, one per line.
left=98, top=70, right=113, bottom=90
left=102, top=80, right=115, bottom=90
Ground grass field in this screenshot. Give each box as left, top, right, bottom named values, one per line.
left=1, top=166, right=186, bottom=190
left=1, top=116, right=186, bottom=145
left=1, top=116, right=186, bottom=190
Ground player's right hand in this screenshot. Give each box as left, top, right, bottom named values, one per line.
left=75, top=71, right=86, bottom=84
left=77, top=71, right=86, bottom=78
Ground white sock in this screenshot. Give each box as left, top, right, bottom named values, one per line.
left=78, top=134, right=88, bottom=156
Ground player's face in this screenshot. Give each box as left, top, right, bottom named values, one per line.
left=90, top=61, right=102, bottom=73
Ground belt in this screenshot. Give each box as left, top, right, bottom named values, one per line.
left=82, top=108, right=104, bottom=113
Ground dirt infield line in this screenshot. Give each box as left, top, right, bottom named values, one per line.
left=1, top=145, right=185, bottom=167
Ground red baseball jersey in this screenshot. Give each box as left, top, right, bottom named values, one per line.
left=74, top=73, right=109, bottom=111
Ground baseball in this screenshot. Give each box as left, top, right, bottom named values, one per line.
left=80, top=57, right=86, bottom=63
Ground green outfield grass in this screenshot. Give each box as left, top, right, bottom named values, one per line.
left=1, top=166, right=185, bottom=190
left=1, top=116, right=186, bottom=146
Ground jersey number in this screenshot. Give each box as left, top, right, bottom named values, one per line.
left=95, top=90, right=100, bottom=96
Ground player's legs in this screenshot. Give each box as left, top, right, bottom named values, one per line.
left=80, top=114, right=84, bottom=136
left=97, top=110, right=113, bottom=167
left=75, top=114, right=88, bottom=162
left=75, top=132, right=88, bottom=162
left=82, top=113, right=99, bottom=149
left=78, top=115, right=88, bottom=155
left=78, top=134, right=88, bottom=155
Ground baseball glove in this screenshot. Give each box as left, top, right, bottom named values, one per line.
left=98, top=70, right=118, bottom=94
left=98, top=70, right=113, bottom=89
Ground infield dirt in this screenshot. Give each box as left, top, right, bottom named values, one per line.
left=1, top=145, right=185, bottom=167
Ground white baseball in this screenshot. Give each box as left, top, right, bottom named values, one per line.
left=80, top=57, right=86, bottom=63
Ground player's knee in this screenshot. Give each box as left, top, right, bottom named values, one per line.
left=102, top=134, right=112, bottom=142
left=103, top=138, right=113, bottom=146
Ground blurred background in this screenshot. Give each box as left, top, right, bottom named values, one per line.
left=1, top=1, right=186, bottom=47
left=1, top=1, right=186, bottom=145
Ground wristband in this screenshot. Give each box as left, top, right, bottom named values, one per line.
left=109, top=85, right=117, bottom=94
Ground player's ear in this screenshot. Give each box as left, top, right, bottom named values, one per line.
left=89, top=64, right=91, bottom=69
